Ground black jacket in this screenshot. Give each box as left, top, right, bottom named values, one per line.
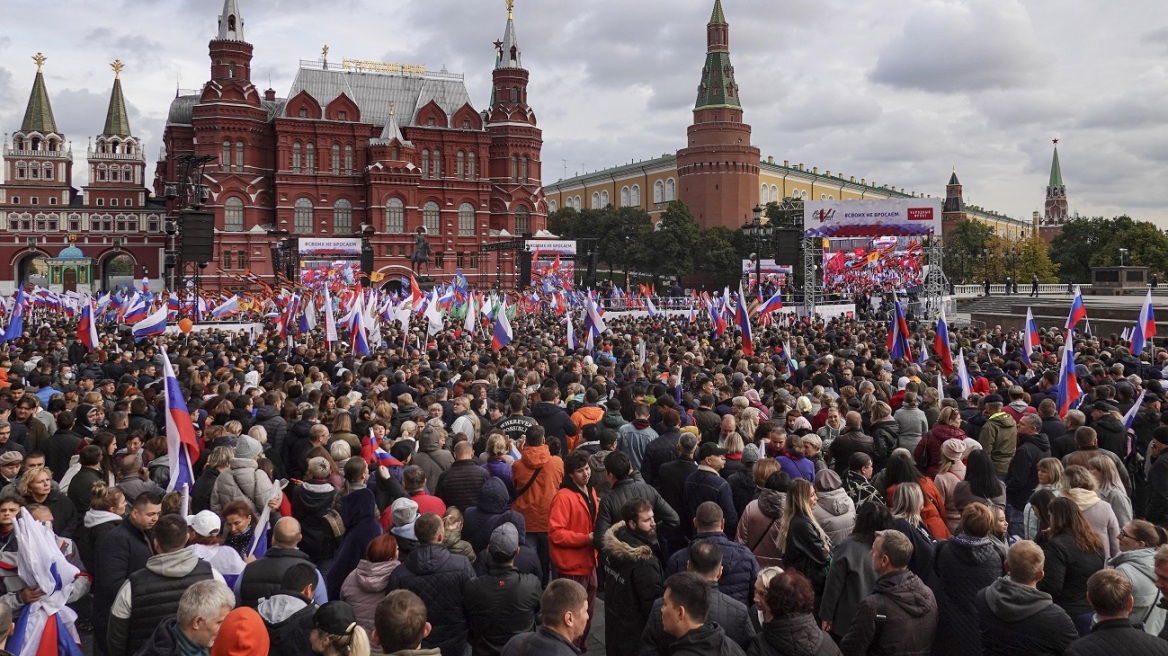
left=1005, top=432, right=1050, bottom=510
left=839, top=569, right=938, bottom=656
left=658, top=457, right=698, bottom=513
left=1037, top=533, right=1106, bottom=617
left=1147, top=454, right=1168, bottom=525
left=238, top=547, right=318, bottom=608
left=931, top=535, right=1005, bottom=656
left=1091, top=414, right=1127, bottom=461
left=92, top=519, right=154, bottom=629
left=727, top=469, right=758, bottom=518
left=464, top=477, right=528, bottom=554
left=254, top=405, right=290, bottom=476
left=593, top=477, right=680, bottom=552
left=290, top=480, right=338, bottom=562
left=1064, top=618, right=1168, bottom=656
left=531, top=402, right=577, bottom=444
left=667, top=623, right=747, bottom=656
left=642, top=429, right=683, bottom=487
left=666, top=533, right=760, bottom=608
left=133, top=617, right=185, bottom=656
left=975, top=576, right=1078, bottom=656
left=781, top=514, right=830, bottom=595
left=501, top=627, right=581, bottom=656
left=190, top=467, right=220, bottom=514
left=436, top=459, right=491, bottom=511
left=387, top=543, right=476, bottom=656
left=641, top=582, right=756, bottom=656
left=43, top=429, right=82, bottom=482
left=745, top=614, right=841, bottom=656
left=463, top=565, right=543, bottom=656
left=683, top=468, right=739, bottom=539
left=602, top=525, right=664, bottom=656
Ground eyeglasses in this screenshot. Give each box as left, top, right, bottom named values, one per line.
left=1120, top=530, right=1141, bottom=542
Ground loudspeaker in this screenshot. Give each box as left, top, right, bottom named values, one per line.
left=518, top=250, right=533, bottom=289
left=361, top=240, right=374, bottom=276
left=180, top=211, right=215, bottom=264
left=774, top=228, right=802, bottom=266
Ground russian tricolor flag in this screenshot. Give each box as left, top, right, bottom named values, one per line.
left=248, top=506, right=271, bottom=559
left=211, top=294, right=241, bottom=320
left=734, top=284, right=754, bottom=356
left=886, top=294, right=913, bottom=361
left=1131, top=290, right=1156, bottom=355
left=7, top=508, right=84, bottom=656
left=1022, top=307, right=1040, bottom=366
left=350, top=296, right=371, bottom=356
left=782, top=339, right=799, bottom=374
left=756, top=290, right=784, bottom=316
left=1065, top=286, right=1087, bottom=331
left=566, top=313, right=577, bottom=351
left=161, top=345, right=200, bottom=493
left=933, top=306, right=954, bottom=376
left=131, top=305, right=168, bottom=341
left=1055, top=333, right=1082, bottom=417
left=1124, top=389, right=1147, bottom=433
left=955, top=348, right=972, bottom=399
left=76, top=298, right=99, bottom=352
left=492, top=298, right=513, bottom=351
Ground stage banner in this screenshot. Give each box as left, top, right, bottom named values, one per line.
left=299, top=260, right=362, bottom=293
left=741, top=260, right=793, bottom=276
left=803, top=199, right=942, bottom=238
left=298, top=238, right=362, bottom=258
left=526, top=240, right=577, bottom=291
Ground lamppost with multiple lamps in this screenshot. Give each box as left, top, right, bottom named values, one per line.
left=741, top=204, right=771, bottom=297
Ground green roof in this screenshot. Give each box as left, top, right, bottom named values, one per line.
left=710, top=0, right=726, bottom=24
left=103, top=77, right=132, bottom=137
left=1049, top=146, right=1064, bottom=188
left=695, top=52, right=741, bottom=109
left=21, top=70, right=58, bottom=134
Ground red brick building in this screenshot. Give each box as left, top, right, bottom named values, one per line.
left=0, top=56, right=169, bottom=294
left=157, top=0, right=544, bottom=291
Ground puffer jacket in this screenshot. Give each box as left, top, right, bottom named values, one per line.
left=869, top=419, right=901, bottom=471
left=511, top=444, right=564, bottom=533
left=1006, top=431, right=1051, bottom=510
left=593, top=477, right=680, bottom=551
left=1037, top=532, right=1106, bottom=617
left=915, top=423, right=967, bottom=478
left=812, top=485, right=856, bottom=547
left=1111, top=547, right=1166, bottom=635
left=839, top=569, right=938, bottom=656
left=931, top=534, right=1006, bottom=656
left=746, top=613, right=841, bottom=656
left=253, top=405, right=290, bottom=476
left=387, top=543, right=475, bottom=656
left=979, top=412, right=1018, bottom=476
left=291, top=480, right=338, bottom=562
left=548, top=483, right=599, bottom=576
left=412, top=429, right=453, bottom=491
left=1092, top=413, right=1127, bottom=460
left=435, top=459, right=491, bottom=511
left=340, top=559, right=400, bottom=635
left=736, top=489, right=785, bottom=568
left=666, top=531, right=760, bottom=607
left=463, top=565, right=542, bottom=656
left=602, top=524, right=663, bottom=656
left=211, top=457, right=278, bottom=516
left=464, top=477, right=527, bottom=554
left=820, top=537, right=877, bottom=640
left=975, top=576, right=1078, bottom=656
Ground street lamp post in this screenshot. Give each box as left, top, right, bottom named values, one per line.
left=1120, top=248, right=1129, bottom=267
left=741, top=204, right=771, bottom=297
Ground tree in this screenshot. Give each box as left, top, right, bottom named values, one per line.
left=942, top=219, right=994, bottom=284
left=639, top=201, right=701, bottom=281
left=1050, top=216, right=1168, bottom=282
left=695, top=226, right=742, bottom=284
left=597, top=207, right=652, bottom=283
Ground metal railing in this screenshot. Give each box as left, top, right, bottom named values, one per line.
left=952, top=284, right=1088, bottom=298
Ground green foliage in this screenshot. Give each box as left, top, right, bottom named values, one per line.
left=942, top=219, right=994, bottom=284
left=695, top=226, right=742, bottom=283
left=1049, top=216, right=1168, bottom=282
left=639, top=201, right=701, bottom=280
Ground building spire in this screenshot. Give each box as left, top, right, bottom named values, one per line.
left=1049, top=139, right=1064, bottom=188
left=695, top=0, right=740, bottom=109
left=21, top=53, right=58, bottom=134
left=102, top=60, right=132, bottom=137
left=217, top=0, right=245, bottom=41
left=496, top=0, right=522, bottom=69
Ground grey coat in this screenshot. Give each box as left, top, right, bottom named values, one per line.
left=211, top=457, right=278, bottom=516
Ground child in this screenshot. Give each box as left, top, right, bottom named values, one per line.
left=442, top=507, right=476, bottom=562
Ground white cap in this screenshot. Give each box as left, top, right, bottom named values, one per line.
left=186, top=510, right=222, bottom=537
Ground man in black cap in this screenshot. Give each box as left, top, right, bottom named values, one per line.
left=1088, top=401, right=1126, bottom=460
left=99, top=379, right=117, bottom=415
left=682, top=443, right=737, bottom=539
left=463, top=523, right=542, bottom=656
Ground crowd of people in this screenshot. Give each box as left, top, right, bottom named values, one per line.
left=2, top=301, right=1168, bottom=656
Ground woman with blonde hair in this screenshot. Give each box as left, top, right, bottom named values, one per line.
left=890, top=482, right=936, bottom=579
left=398, top=420, right=419, bottom=442
left=722, top=433, right=748, bottom=480
left=480, top=432, right=515, bottom=497
left=1024, top=457, right=1064, bottom=539
left=777, top=479, right=831, bottom=601
left=1060, top=464, right=1121, bottom=558
left=739, top=407, right=760, bottom=444
left=1088, top=455, right=1133, bottom=527
left=749, top=565, right=785, bottom=631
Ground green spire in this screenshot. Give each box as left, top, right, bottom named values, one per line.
left=710, top=0, right=726, bottom=24
left=103, top=62, right=132, bottom=137
left=1049, top=143, right=1064, bottom=188
left=21, top=54, right=58, bottom=134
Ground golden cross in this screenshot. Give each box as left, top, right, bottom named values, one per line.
left=111, top=59, right=124, bottom=78
left=322, top=45, right=329, bottom=61
left=507, top=0, right=514, bottom=19
left=32, top=53, right=46, bottom=71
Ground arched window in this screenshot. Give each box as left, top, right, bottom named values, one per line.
left=432, top=150, right=441, bottom=178
left=386, top=198, right=405, bottom=233
left=43, top=163, right=53, bottom=181
left=421, top=149, right=429, bottom=178
left=96, top=164, right=106, bottom=182
left=235, top=141, right=244, bottom=172
left=292, top=142, right=302, bottom=173
left=521, top=156, right=528, bottom=184
left=468, top=152, right=476, bottom=181
left=344, top=144, right=353, bottom=175
left=224, top=197, right=244, bottom=232
left=306, top=143, right=315, bottom=172
left=423, top=201, right=441, bottom=234
left=15, top=163, right=26, bottom=180
left=620, top=187, right=630, bottom=208
left=331, top=143, right=340, bottom=175
left=456, top=151, right=465, bottom=179
left=511, top=156, right=519, bottom=183
left=122, top=165, right=132, bottom=183
left=600, top=190, right=609, bottom=207
left=631, top=185, right=640, bottom=207
left=771, top=185, right=779, bottom=202
left=665, top=178, right=676, bottom=201
left=222, top=141, right=231, bottom=170
left=548, top=200, right=558, bottom=212
left=761, top=184, right=769, bottom=204
left=514, top=206, right=530, bottom=235
left=591, top=192, right=600, bottom=209
left=294, top=198, right=314, bottom=234
left=333, top=199, right=352, bottom=234
left=458, top=203, right=475, bottom=236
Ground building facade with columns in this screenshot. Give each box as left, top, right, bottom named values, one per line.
left=545, top=0, right=1033, bottom=243
left=155, top=0, right=544, bottom=292
left=0, top=56, right=168, bottom=294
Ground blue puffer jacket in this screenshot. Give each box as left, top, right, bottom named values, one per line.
left=386, top=544, right=475, bottom=656
left=665, top=532, right=760, bottom=607
left=463, top=477, right=527, bottom=553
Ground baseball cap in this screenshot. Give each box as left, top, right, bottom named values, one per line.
left=488, top=522, right=519, bottom=559
left=186, top=510, right=222, bottom=537
left=391, top=498, right=419, bottom=528
left=313, top=601, right=358, bottom=636
left=696, top=442, right=728, bottom=461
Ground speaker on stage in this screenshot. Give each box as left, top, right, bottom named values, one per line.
left=518, top=250, right=533, bottom=289
left=180, top=211, right=215, bottom=264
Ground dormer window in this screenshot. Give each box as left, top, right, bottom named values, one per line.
left=339, top=111, right=347, bottom=120
left=427, top=118, right=436, bottom=127
left=299, top=108, right=308, bottom=118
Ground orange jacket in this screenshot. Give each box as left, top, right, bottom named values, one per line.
left=569, top=406, right=605, bottom=451
left=512, top=445, right=564, bottom=533
left=888, top=477, right=951, bottom=540
left=548, top=485, right=599, bottom=575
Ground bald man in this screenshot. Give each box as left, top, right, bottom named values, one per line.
left=235, top=517, right=328, bottom=608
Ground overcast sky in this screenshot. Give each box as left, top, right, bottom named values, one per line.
left=2, top=0, right=1166, bottom=225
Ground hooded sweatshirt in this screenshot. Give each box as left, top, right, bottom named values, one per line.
left=257, top=592, right=316, bottom=656
left=812, top=470, right=856, bottom=547
left=211, top=607, right=270, bottom=656
left=1063, top=487, right=1121, bottom=558
left=511, top=444, right=563, bottom=533
left=463, top=477, right=527, bottom=553
left=976, top=576, right=1078, bottom=655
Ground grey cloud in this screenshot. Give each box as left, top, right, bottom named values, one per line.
left=870, top=0, right=1046, bottom=93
